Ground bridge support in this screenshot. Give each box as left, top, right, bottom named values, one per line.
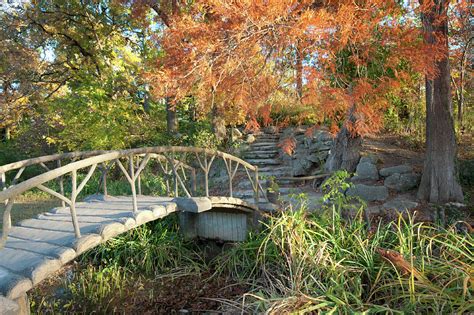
left=176, top=197, right=255, bottom=242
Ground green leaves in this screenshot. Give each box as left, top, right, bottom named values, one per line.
left=46, top=79, right=143, bottom=150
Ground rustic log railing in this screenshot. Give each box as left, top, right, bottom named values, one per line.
left=0, top=150, right=196, bottom=205
left=0, top=146, right=262, bottom=249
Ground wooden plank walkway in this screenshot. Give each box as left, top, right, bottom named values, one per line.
left=0, top=195, right=256, bottom=307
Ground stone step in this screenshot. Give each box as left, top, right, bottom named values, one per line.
left=252, top=132, right=281, bottom=138
left=247, top=147, right=279, bottom=153
left=248, top=143, right=278, bottom=152
left=257, top=165, right=291, bottom=172
left=254, top=134, right=280, bottom=138
left=234, top=187, right=306, bottom=199
left=255, top=138, right=279, bottom=142
left=244, top=149, right=279, bottom=154
left=245, top=159, right=281, bottom=166
left=258, top=171, right=292, bottom=178
left=237, top=179, right=269, bottom=189
left=276, top=178, right=312, bottom=185
left=250, top=142, right=279, bottom=147
left=243, top=152, right=278, bottom=159
left=234, top=177, right=301, bottom=190
left=253, top=137, right=279, bottom=142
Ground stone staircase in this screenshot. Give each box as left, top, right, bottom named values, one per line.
left=234, top=131, right=284, bottom=211
left=234, top=129, right=323, bottom=211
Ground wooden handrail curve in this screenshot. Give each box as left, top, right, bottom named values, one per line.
left=0, top=146, right=260, bottom=249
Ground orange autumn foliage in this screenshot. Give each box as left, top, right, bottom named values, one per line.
left=128, top=0, right=457, bottom=135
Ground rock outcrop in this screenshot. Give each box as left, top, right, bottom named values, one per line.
left=279, top=127, right=333, bottom=176
left=384, top=173, right=420, bottom=192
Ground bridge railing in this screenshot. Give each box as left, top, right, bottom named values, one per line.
left=0, top=146, right=262, bottom=249
left=0, top=150, right=198, bottom=206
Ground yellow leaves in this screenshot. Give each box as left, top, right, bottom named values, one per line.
left=44, top=136, right=57, bottom=145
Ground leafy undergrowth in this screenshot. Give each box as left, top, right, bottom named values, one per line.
left=31, top=174, right=473, bottom=314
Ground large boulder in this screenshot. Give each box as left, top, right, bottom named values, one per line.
left=307, top=151, right=329, bottom=163
left=314, top=130, right=333, bottom=142
left=292, top=157, right=313, bottom=176
left=359, top=155, right=378, bottom=164
left=353, top=162, right=379, bottom=181
left=346, top=184, right=388, bottom=201
left=309, top=141, right=332, bottom=152
left=278, top=127, right=334, bottom=177
left=384, top=173, right=420, bottom=192
left=379, top=165, right=412, bottom=177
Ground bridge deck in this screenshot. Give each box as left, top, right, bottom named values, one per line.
left=0, top=195, right=255, bottom=303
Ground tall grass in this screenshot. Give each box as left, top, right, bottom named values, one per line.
left=214, top=172, right=474, bottom=313
left=82, top=215, right=204, bottom=275
left=32, top=215, right=205, bottom=313
left=32, top=171, right=473, bottom=313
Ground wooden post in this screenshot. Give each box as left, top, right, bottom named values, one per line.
left=225, top=159, right=234, bottom=197
left=0, top=198, right=14, bottom=249
left=70, top=170, right=82, bottom=239
left=191, top=169, right=196, bottom=196
left=204, top=156, right=210, bottom=197
left=204, top=168, right=209, bottom=197
left=57, top=160, right=65, bottom=207
left=101, top=163, right=108, bottom=197
left=136, top=158, right=142, bottom=195
left=1, top=172, right=5, bottom=191
left=1, top=172, right=6, bottom=206
left=172, top=164, right=179, bottom=197
left=129, top=155, right=138, bottom=213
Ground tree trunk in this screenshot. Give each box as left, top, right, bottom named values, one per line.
left=211, top=105, right=226, bottom=141
left=325, top=106, right=362, bottom=173
left=457, top=89, right=463, bottom=127
left=295, top=45, right=303, bottom=99
left=5, top=127, right=10, bottom=141
left=417, top=0, right=463, bottom=203
left=166, top=97, right=178, bottom=134
left=457, top=38, right=471, bottom=127
left=143, top=92, right=150, bottom=113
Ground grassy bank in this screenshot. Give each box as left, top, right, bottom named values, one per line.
left=30, top=173, right=473, bottom=314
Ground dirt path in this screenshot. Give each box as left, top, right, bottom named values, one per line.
left=363, top=134, right=425, bottom=172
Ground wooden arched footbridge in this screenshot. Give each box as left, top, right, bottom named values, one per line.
left=0, top=147, right=266, bottom=314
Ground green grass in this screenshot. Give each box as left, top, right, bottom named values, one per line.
left=0, top=194, right=61, bottom=230
left=31, top=215, right=205, bottom=313
left=28, top=171, right=474, bottom=313
left=213, top=207, right=473, bottom=313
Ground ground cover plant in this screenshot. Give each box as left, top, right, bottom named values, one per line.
left=30, top=172, right=473, bottom=314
